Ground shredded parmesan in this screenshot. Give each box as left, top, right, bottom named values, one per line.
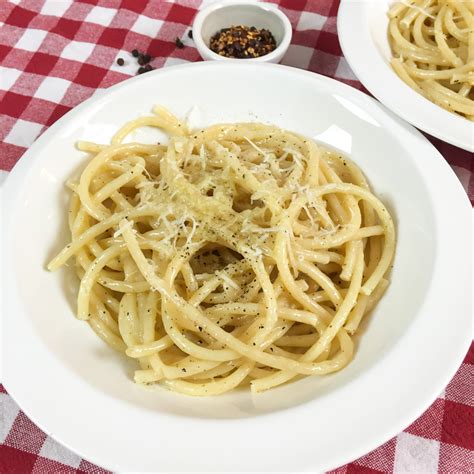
left=400, top=0, right=436, bottom=19
left=113, top=219, right=134, bottom=238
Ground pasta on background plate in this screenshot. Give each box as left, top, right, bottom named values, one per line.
left=48, top=106, right=395, bottom=396
left=388, top=0, right=474, bottom=120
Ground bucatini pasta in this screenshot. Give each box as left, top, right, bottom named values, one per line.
left=388, top=0, right=474, bottom=120
left=48, top=106, right=395, bottom=396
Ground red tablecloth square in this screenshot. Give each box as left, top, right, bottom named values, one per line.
left=4, top=5, right=36, bottom=28
left=441, top=401, right=474, bottom=451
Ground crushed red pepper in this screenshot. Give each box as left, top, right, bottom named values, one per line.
left=209, top=25, right=276, bottom=59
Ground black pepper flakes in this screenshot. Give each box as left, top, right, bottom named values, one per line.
left=209, top=25, right=277, bottom=58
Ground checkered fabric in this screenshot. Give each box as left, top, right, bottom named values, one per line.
left=0, top=1, right=472, bottom=472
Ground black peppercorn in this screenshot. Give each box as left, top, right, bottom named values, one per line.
left=116, top=57, right=124, bottom=66
left=131, top=49, right=139, bottom=57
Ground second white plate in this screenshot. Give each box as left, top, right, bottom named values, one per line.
left=338, top=0, right=474, bottom=152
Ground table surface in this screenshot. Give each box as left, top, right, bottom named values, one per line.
left=0, top=1, right=472, bottom=473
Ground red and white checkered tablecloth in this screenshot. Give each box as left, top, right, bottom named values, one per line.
left=0, top=1, right=472, bottom=473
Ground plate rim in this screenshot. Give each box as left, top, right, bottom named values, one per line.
left=2, top=61, right=472, bottom=472
left=337, top=0, right=474, bottom=152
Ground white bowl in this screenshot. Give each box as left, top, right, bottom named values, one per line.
left=2, top=62, right=471, bottom=472
left=338, top=0, right=474, bottom=152
left=192, top=1, right=292, bottom=63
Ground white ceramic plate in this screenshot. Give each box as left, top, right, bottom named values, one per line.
left=2, top=62, right=471, bottom=472
left=338, top=0, right=474, bottom=152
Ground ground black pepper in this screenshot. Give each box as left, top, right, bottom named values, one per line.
left=209, top=25, right=277, bottom=58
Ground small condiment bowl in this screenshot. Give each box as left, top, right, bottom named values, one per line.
left=192, top=1, right=292, bottom=63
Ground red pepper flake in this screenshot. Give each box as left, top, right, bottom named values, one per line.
left=209, top=25, right=277, bottom=59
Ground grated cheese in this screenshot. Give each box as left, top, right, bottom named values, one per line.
left=113, top=219, right=135, bottom=238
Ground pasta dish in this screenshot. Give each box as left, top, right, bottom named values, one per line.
left=388, top=0, right=474, bottom=120
left=47, top=107, right=395, bottom=396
